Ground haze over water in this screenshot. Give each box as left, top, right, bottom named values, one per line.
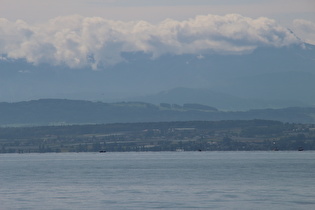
left=1, top=151, right=314, bottom=209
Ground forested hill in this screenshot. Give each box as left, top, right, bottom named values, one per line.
left=0, top=99, right=315, bottom=126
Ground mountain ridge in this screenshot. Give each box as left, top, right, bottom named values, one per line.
left=1, top=99, right=314, bottom=126
left=129, top=87, right=311, bottom=111
left=1, top=44, right=314, bottom=110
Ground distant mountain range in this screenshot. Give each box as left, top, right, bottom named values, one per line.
left=130, top=87, right=310, bottom=111
left=0, top=99, right=314, bottom=126
left=0, top=43, right=314, bottom=110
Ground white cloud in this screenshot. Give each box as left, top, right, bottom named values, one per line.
left=0, top=14, right=301, bottom=69
left=292, top=19, right=315, bottom=45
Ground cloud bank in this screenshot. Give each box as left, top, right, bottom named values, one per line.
left=0, top=14, right=302, bottom=69
left=293, top=19, right=315, bottom=45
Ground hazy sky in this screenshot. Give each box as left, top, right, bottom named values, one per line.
left=1, top=0, right=314, bottom=68
left=1, top=0, right=314, bottom=24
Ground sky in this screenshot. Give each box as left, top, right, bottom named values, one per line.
left=0, top=0, right=315, bottom=69
left=1, top=0, right=315, bottom=24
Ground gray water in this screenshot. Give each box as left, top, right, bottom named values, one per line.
left=0, top=151, right=314, bottom=210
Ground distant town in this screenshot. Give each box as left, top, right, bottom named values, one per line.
left=1, top=120, right=314, bottom=153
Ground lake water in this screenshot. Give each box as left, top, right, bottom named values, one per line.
left=0, top=151, right=314, bottom=210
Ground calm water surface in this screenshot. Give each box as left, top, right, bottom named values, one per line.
left=0, top=151, right=314, bottom=209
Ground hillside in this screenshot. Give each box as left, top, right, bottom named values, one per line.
left=1, top=119, right=314, bottom=153
left=0, top=99, right=315, bottom=126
